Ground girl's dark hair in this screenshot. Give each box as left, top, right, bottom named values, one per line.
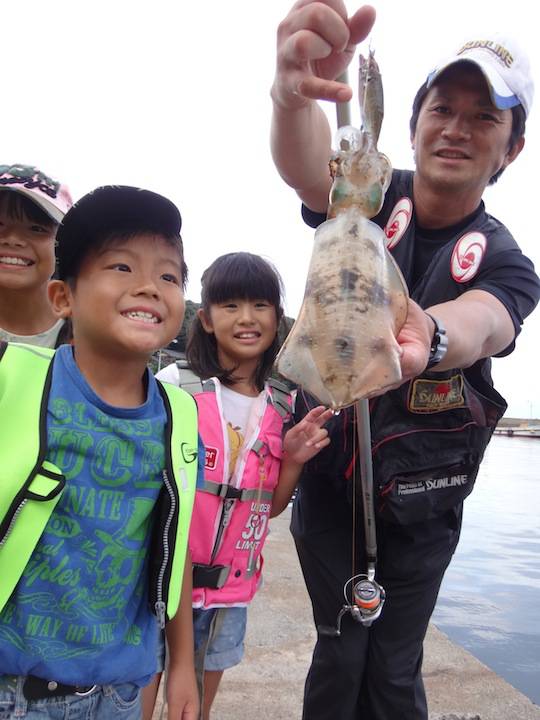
left=0, top=190, right=57, bottom=227
left=187, top=252, right=284, bottom=390
left=409, top=77, right=526, bottom=186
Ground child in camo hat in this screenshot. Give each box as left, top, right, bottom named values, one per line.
left=0, top=163, right=72, bottom=347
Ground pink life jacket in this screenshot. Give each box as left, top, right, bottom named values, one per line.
left=189, top=376, right=291, bottom=608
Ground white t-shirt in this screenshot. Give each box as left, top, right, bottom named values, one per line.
left=0, top=318, right=64, bottom=348
left=220, top=385, right=260, bottom=436
left=155, top=362, right=181, bottom=384
left=220, top=385, right=263, bottom=476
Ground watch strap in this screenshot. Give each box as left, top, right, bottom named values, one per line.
left=425, top=313, right=448, bottom=369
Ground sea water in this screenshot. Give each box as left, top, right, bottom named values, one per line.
left=434, top=435, right=540, bottom=705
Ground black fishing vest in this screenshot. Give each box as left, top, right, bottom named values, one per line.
left=297, top=170, right=521, bottom=527
left=365, top=170, right=512, bottom=522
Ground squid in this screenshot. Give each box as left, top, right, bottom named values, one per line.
left=277, top=52, right=409, bottom=410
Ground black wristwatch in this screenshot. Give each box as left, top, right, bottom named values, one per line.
left=425, top=313, right=448, bottom=369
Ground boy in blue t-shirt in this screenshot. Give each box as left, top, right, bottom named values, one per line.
left=0, top=186, right=200, bottom=719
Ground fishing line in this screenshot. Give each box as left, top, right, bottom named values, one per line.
left=351, top=403, right=357, bottom=604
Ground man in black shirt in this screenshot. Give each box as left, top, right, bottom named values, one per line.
left=270, top=3, right=540, bottom=719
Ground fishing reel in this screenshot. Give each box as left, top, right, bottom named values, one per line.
left=318, top=574, right=386, bottom=637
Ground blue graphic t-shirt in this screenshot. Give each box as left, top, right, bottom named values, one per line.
left=0, top=345, right=184, bottom=686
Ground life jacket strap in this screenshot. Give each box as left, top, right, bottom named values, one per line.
left=266, top=377, right=292, bottom=419
left=251, top=438, right=266, bottom=455
left=199, top=480, right=273, bottom=502
left=175, top=360, right=205, bottom=394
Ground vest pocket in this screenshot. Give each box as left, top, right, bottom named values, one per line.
left=255, top=434, right=282, bottom=490
left=266, top=434, right=283, bottom=461
left=371, top=370, right=503, bottom=525
left=378, top=458, right=479, bottom=524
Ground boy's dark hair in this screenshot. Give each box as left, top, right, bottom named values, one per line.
left=187, top=252, right=284, bottom=391
left=0, top=190, right=57, bottom=228
left=409, top=77, right=526, bottom=185
left=64, top=228, right=188, bottom=290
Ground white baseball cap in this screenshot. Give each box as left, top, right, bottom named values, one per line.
left=427, top=34, right=534, bottom=117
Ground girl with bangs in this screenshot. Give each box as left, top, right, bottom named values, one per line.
left=154, top=252, right=331, bottom=719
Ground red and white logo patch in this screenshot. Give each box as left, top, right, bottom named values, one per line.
left=409, top=374, right=465, bottom=413
left=205, top=446, right=219, bottom=470
left=384, top=197, right=412, bottom=250
left=451, top=232, right=487, bottom=283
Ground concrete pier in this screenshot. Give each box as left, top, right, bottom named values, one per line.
left=155, top=509, right=540, bottom=719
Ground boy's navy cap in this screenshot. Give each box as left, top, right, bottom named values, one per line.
left=56, top=185, right=182, bottom=279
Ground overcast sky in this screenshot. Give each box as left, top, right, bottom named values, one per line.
left=5, top=0, right=539, bottom=417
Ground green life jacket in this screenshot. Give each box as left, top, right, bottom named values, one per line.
left=0, top=342, right=198, bottom=624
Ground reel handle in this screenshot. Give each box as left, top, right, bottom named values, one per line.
left=317, top=625, right=341, bottom=637
left=317, top=605, right=352, bottom=637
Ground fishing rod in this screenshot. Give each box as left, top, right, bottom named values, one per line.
left=318, top=67, right=385, bottom=637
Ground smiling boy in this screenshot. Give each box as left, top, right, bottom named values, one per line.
left=0, top=185, right=200, bottom=719
left=0, top=164, right=72, bottom=347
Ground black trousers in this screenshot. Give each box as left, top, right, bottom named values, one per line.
left=292, top=505, right=462, bottom=720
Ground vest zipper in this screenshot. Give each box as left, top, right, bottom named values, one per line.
left=206, top=390, right=273, bottom=570
left=0, top=499, right=27, bottom=547
left=210, top=498, right=234, bottom=563
left=155, top=469, right=176, bottom=629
